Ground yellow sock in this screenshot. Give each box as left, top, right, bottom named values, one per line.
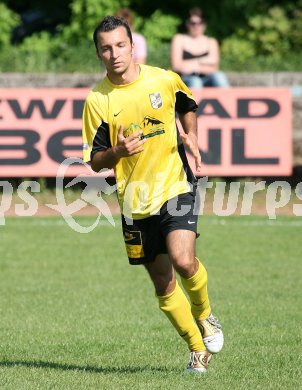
left=157, top=281, right=205, bottom=351
left=181, top=258, right=211, bottom=321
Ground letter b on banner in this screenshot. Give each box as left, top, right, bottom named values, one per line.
left=0, top=130, right=40, bottom=165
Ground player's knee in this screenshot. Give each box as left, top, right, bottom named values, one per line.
left=172, top=255, right=197, bottom=279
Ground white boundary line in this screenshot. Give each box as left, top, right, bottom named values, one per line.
left=2, top=217, right=302, bottom=228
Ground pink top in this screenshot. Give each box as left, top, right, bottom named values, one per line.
left=132, top=32, right=147, bottom=63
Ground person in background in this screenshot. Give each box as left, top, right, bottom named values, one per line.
left=115, top=7, right=147, bottom=64
left=171, top=7, right=229, bottom=88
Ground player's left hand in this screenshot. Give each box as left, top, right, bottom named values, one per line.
left=181, top=133, right=202, bottom=172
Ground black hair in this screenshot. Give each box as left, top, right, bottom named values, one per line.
left=93, top=16, right=133, bottom=52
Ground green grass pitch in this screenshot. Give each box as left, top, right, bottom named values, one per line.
left=0, top=216, right=301, bottom=389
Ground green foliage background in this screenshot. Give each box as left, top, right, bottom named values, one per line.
left=1, top=0, right=302, bottom=72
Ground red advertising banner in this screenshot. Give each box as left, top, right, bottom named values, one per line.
left=188, top=88, right=292, bottom=176
left=0, top=88, right=292, bottom=177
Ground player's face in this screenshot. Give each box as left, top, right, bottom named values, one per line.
left=96, top=26, right=134, bottom=75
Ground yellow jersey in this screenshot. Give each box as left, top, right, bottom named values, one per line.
left=82, top=64, right=197, bottom=219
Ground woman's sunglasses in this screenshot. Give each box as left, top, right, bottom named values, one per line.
left=188, top=19, right=204, bottom=26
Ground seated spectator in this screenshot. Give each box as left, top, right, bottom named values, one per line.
left=115, top=8, right=147, bottom=64
left=171, top=7, right=229, bottom=88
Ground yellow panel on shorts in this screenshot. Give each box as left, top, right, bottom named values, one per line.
left=125, top=244, right=145, bottom=259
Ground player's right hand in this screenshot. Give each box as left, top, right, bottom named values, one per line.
left=115, top=125, right=146, bottom=157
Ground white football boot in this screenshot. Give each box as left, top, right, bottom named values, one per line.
left=196, top=313, right=224, bottom=354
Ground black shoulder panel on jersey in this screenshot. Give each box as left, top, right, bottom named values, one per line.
left=90, top=121, right=111, bottom=160
left=175, top=91, right=198, bottom=114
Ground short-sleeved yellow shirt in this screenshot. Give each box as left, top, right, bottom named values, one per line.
left=82, top=64, right=197, bottom=219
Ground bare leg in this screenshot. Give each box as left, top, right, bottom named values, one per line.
left=165, top=229, right=198, bottom=278
left=144, top=254, right=175, bottom=296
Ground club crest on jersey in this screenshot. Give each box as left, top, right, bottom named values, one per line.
left=149, top=92, right=162, bottom=109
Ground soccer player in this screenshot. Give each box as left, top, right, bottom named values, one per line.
left=82, top=16, right=223, bottom=373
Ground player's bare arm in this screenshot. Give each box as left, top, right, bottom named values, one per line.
left=91, top=124, right=146, bottom=172
left=178, top=110, right=202, bottom=172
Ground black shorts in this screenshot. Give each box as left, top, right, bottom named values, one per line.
left=121, top=191, right=199, bottom=265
